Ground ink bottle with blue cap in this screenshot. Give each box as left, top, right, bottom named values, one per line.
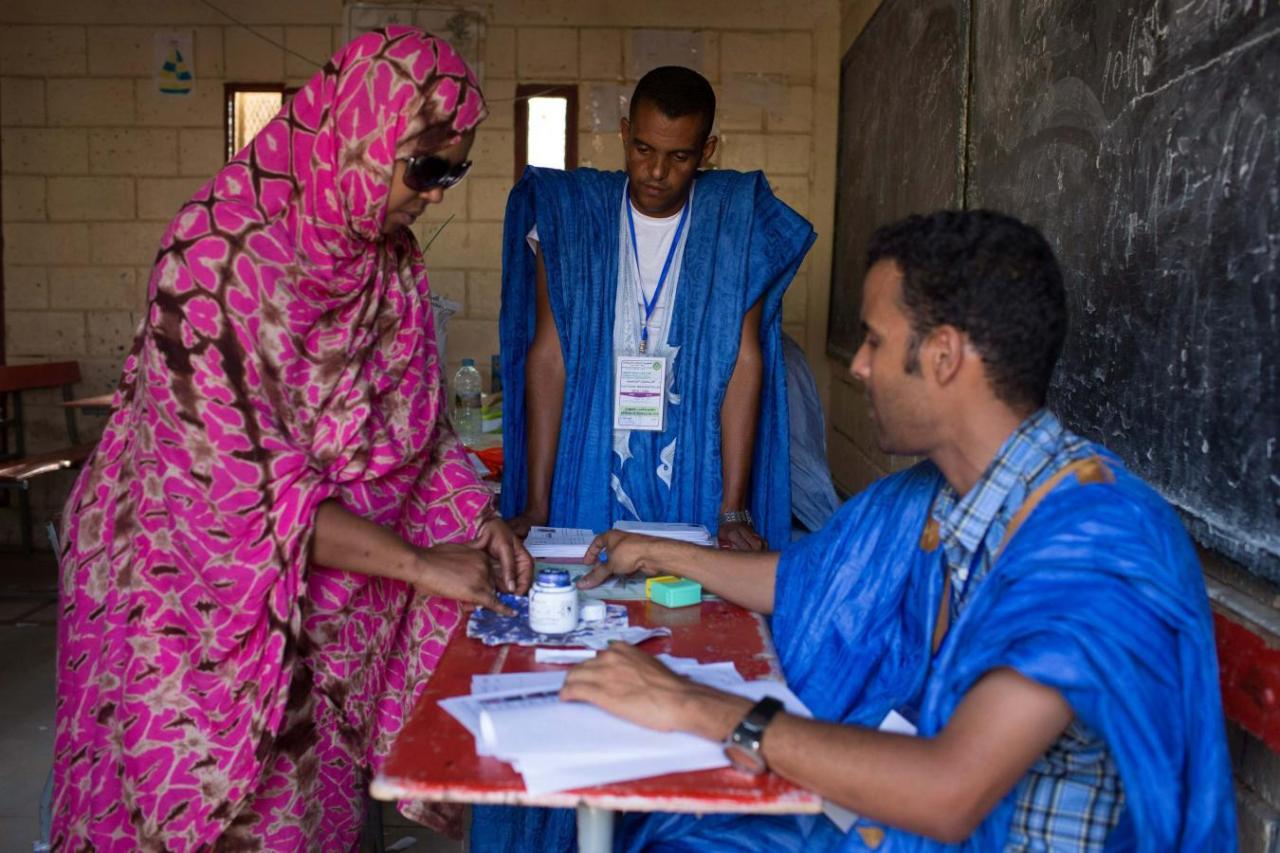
left=528, top=568, right=580, bottom=634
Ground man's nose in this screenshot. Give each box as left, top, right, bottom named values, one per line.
left=648, top=157, right=667, bottom=181
left=850, top=346, right=869, bottom=383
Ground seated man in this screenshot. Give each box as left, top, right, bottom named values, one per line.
left=566, top=210, right=1236, bottom=851
left=499, top=66, right=815, bottom=551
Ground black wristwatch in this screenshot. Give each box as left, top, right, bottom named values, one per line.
left=723, top=697, right=784, bottom=775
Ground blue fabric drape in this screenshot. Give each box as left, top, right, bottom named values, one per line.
left=499, top=167, right=815, bottom=549
left=782, top=333, right=842, bottom=532
left=480, top=167, right=812, bottom=852
left=768, top=450, right=1237, bottom=852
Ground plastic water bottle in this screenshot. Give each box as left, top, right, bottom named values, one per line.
left=453, top=358, right=483, bottom=444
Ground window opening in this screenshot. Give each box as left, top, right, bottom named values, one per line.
left=514, top=84, right=578, bottom=180
left=225, top=84, right=295, bottom=160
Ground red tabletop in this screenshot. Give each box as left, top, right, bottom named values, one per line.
left=371, top=599, right=822, bottom=815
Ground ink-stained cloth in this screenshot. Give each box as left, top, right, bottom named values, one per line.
left=53, top=27, right=490, bottom=850
left=498, top=167, right=815, bottom=550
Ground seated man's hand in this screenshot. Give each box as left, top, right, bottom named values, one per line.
left=559, top=642, right=713, bottom=732
left=717, top=520, right=763, bottom=551
left=577, top=530, right=666, bottom=589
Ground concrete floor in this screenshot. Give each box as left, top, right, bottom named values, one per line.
left=0, top=550, right=462, bottom=852
left=0, top=551, right=57, bottom=850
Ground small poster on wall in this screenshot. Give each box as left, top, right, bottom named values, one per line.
left=154, top=32, right=194, bottom=95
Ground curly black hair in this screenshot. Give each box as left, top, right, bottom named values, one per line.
left=630, top=66, right=716, bottom=144
left=866, top=210, right=1067, bottom=409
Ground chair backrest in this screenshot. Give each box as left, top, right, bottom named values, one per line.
left=0, top=360, right=83, bottom=456
left=0, top=361, right=81, bottom=394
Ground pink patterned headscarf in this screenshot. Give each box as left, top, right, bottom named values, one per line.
left=54, top=28, right=490, bottom=848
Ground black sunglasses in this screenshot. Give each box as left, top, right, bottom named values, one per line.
left=401, top=155, right=472, bottom=193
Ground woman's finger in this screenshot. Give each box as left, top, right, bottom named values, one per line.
left=512, top=548, right=534, bottom=594
left=475, top=586, right=513, bottom=616
left=489, top=525, right=518, bottom=591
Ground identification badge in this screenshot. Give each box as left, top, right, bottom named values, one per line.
left=614, top=356, right=666, bottom=432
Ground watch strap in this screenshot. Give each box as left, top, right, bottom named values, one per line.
left=725, top=696, right=783, bottom=772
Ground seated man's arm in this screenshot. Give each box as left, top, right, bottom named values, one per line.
left=563, top=647, right=1071, bottom=844
left=510, top=245, right=564, bottom=537
left=759, top=668, right=1072, bottom=841
left=718, top=301, right=764, bottom=551
left=578, top=533, right=780, bottom=614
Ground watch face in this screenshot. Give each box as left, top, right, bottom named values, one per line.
left=724, top=742, right=767, bottom=776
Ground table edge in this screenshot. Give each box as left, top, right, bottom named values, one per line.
left=370, top=774, right=823, bottom=815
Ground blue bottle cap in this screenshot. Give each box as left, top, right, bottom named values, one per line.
left=461, top=357, right=476, bottom=367
left=535, top=568, right=572, bottom=588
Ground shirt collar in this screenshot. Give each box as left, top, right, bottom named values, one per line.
left=933, top=408, right=1063, bottom=556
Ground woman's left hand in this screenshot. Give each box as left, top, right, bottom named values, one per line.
left=470, top=517, right=533, bottom=595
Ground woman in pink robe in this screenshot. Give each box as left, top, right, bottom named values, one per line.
left=52, top=27, right=528, bottom=850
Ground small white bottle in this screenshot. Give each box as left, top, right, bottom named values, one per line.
left=528, top=568, right=580, bottom=634
left=452, top=357, right=483, bottom=444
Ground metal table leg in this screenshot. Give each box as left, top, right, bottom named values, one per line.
left=576, top=803, right=616, bottom=853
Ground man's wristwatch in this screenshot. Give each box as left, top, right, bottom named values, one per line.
left=723, top=697, right=783, bottom=774
left=718, top=509, right=754, bottom=527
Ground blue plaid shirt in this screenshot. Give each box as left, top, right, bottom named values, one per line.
left=930, top=410, right=1125, bottom=851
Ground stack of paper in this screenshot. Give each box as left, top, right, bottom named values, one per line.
left=524, top=526, right=595, bottom=559
left=440, top=656, right=812, bottom=795
left=612, top=520, right=715, bottom=547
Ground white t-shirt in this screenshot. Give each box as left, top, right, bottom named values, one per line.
left=526, top=197, right=686, bottom=346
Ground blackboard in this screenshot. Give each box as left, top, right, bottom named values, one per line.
left=826, top=0, right=969, bottom=360
left=829, top=0, right=1280, bottom=579
left=968, top=1, right=1279, bottom=580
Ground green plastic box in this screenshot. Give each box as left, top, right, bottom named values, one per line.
left=648, top=577, right=702, bottom=608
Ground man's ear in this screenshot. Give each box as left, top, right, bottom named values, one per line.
left=927, top=325, right=966, bottom=387
left=701, top=134, right=718, bottom=164
left=620, top=116, right=631, bottom=143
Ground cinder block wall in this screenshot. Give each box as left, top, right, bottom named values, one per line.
left=412, top=2, right=839, bottom=385
left=0, top=0, right=841, bottom=545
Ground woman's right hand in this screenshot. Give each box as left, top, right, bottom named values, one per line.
left=412, top=543, right=515, bottom=615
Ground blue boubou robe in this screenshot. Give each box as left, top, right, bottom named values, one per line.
left=498, top=167, right=815, bottom=548
left=619, top=449, right=1236, bottom=851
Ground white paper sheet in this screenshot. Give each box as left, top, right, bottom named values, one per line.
left=534, top=648, right=598, bottom=664
left=525, top=527, right=595, bottom=558
left=439, top=660, right=804, bottom=795
left=471, top=671, right=566, bottom=695
left=516, top=746, right=730, bottom=795
left=612, top=520, right=715, bottom=546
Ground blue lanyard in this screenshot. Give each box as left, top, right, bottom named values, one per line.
left=626, top=192, right=690, bottom=353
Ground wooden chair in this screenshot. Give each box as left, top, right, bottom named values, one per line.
left=0, top=361, right=96, bottom=552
